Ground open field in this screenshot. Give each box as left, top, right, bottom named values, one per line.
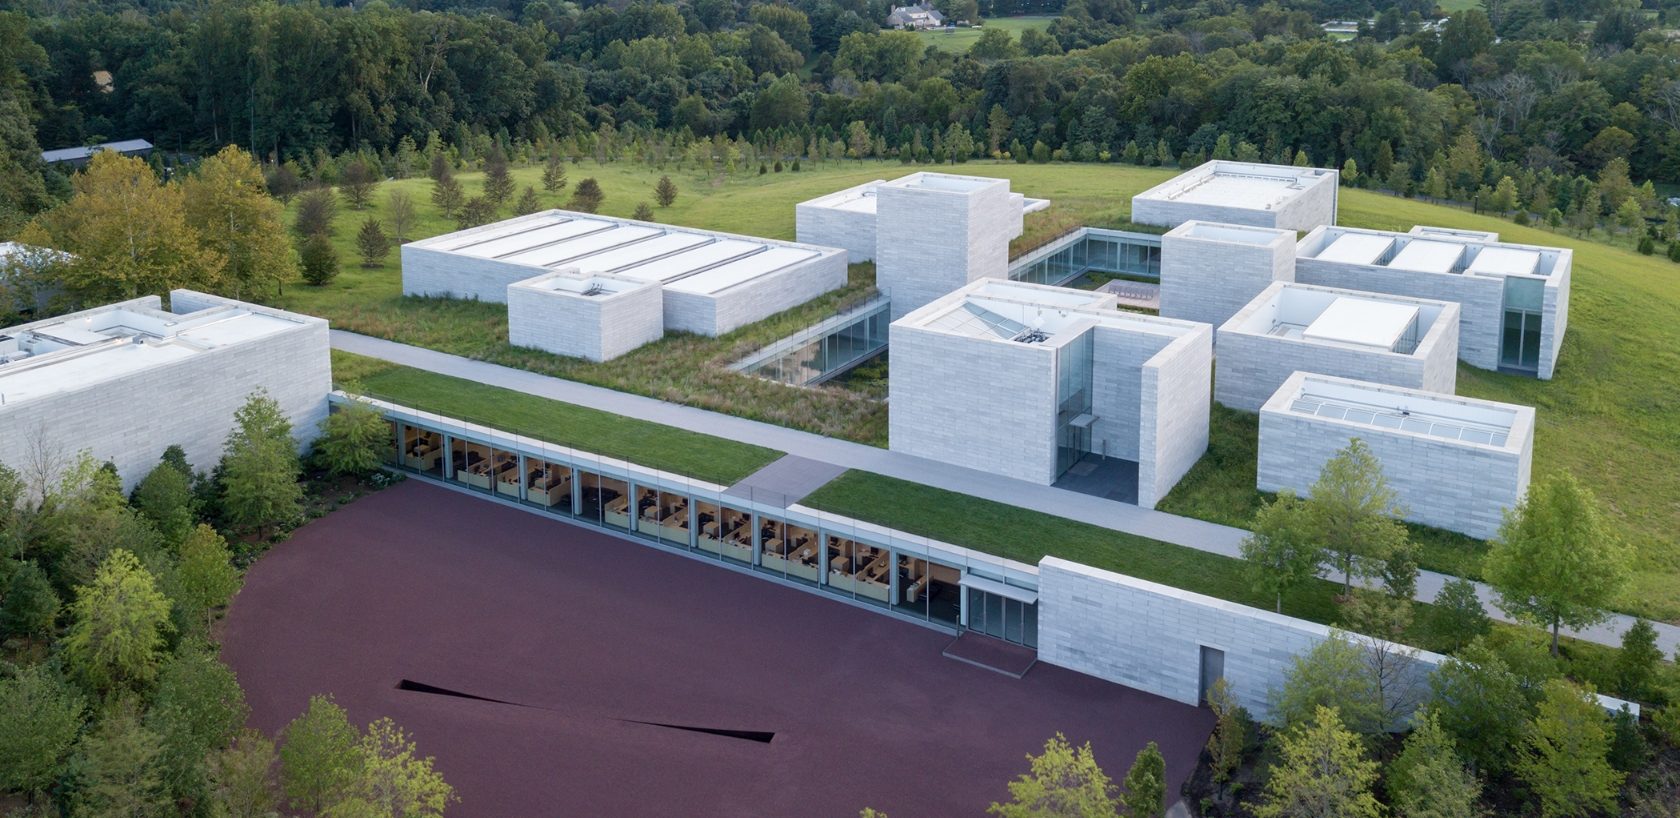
left=280, top=158, right=1680, bottom=621
left=222, top=480, right=1214, bottom=816
left=914, top=15, right=1057, bottom=53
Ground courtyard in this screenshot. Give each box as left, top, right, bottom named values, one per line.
left=220, top=479, right=1214, bottom=816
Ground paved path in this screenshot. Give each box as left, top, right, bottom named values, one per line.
left=333, top=330, right=1680, bottom=655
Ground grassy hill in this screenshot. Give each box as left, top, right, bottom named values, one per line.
left=279, top=158, right=1680, bottom=621
left=914, top=16, right=1057, bottom=53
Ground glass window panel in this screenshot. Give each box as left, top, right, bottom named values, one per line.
left=851, top=544, right=890, bottom=606
left=757, top=516, right=789, bottom=576
left=894, top=555, right=929, bottom=618
left=1004, top=599, right=1025, bottom=644
left=1502, top=310, right=1523, bottom=367
left=633, top=486, right=661, bottom=540
left=401, top=426, right=445, bottom=477
left=525, top=458, right=573, bottom=514
left=824, top=535, right=858, bottom=597
left=450, top=438, right=497, bottom=493
left=656, top=490, right=690, bottom=547
left=783, top=522, right=820, bottom=585
left=380, top=420, right=400, bottom=465
left=1522, top=312, right=1542, bottom=370
left=927, top=562, right=962, bottom=627
left=491, top=448, right=520, bottom=500
left=593, top=474, right=630, bottom=530
left=721, top=507, right=754, bottom=564
left=1023, top=602, right=1038, bottom=649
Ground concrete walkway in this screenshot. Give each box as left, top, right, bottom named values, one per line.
left=333, top=330, right=1680, bottom=655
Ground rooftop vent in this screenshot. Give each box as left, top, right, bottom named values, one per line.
left=1012, top=329, right=1050, bottom=344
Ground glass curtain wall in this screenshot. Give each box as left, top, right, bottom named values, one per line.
left=523, top=457, right=574, bottom=514
left=1501, top=277, right=1544, bottom=372
left=400, top=425, right=445, bottom=478
left=1054, top=331, right=1095, bottom=477
left=1010, top=231, right=1163, bottom=286
left=966, top=588, right=1039, bottom=648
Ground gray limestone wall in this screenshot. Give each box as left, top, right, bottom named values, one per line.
left=1257, top=390, right=1534, bottom=540
left=1131, top=199, right=1283, bottom=231
left=1159, top=224, right=1296, bottom=329
left=1036, top=556, right=1443, bottom=723
left=1272, top=177, right=1339, bottom=232
left=1214, top=300, right=1461, bottom=412
left=1294, top=259, right=1505, bottom=372
left=796, top=204, right=877, bottom=263
left=1088, top=326, right=1164, bottom=462
left=1137, top=326, right=1213, bottom=509
left=0, top=299, right=330, bottom=493
left=401, top=244, right=543, bottom=303
left=878, top=180, right=1015, bottom=320
left=507, top=284, right=663, bottom=362
left=1539, top=261, right=1570, bottom=380
left=702, top=250, right=849, bottom=336
left=888, top=324, right=1059, bottom=484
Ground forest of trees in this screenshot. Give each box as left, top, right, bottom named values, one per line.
left=4, top=0, right=1680, bottom=240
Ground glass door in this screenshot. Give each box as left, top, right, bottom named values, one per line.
left=965, top=587, right=1039, bottom=648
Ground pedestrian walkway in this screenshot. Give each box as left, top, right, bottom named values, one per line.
left=331, top=330, right=1680, bottom=655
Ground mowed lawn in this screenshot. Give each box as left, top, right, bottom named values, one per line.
left=915, top=15, right=1057, bottom=53
left=279, top=159, right=1680, bottom=622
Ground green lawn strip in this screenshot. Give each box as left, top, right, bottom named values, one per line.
left=335, top=351, right=781, bottom=485
left=802, top=469, right=1674, bottom=701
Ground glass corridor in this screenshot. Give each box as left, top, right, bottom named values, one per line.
left=372, top=412, right=1036, bottom=646
left=732, top=295, right=890, bottom=387
left=1008, top=228, right=1164, bottom=287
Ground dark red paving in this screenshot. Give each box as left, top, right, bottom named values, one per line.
left=942, top=632, right=1038, bottom=678
left=220, top=479, right=1214, bottom=817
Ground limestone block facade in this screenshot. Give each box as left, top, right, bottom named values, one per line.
left=876, top=174, right=1022, bottom=319
left=1215, top=283, right=1460, bottom=412
left=0, top=291, right=330, bottom=492
left=795, top=179, right=882, bottom=262
left=1131, top=161, right=1339, bottom=232
left=1159, top=221, right=1297, bottom=329
left=507, top=272, right=664, bottom=362
left=1257, top=372, right=1534, bottom=539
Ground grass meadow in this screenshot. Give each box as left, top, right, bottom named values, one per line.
left=913, top=15, right=1058, bottom=53
left=282, top=157, right=1680, bottom=622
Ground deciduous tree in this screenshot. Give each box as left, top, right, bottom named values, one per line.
left=280, top=695, right=363, bottom=814
left=133, top=459, right=196, bottom=546
left=988, top=733, right=1118, bottom=818
left=352, top=717, right=457, bottom=818
left=315, top=400, right=393, bottom=479
left=64, top=548, right=174, bottom=693
left=1204, top=678, right=1247, bottom=786
left=1386, top=709, right=1482, bottom=818
left=339, top=158, right=380, bottom=209
left=175, top=524, right=240, bottom=632
left=219, top=390, right=303, bottom=539
left=0, top=663, right=84, bottom=797
left=0, top=560, right=59, bottom=641
left=1271, top=632, right=1382, bottom=736
left=386, top=190, right=416, bottom=242
left=1119, top=742, right=1165, bottom=818
left=1428, top=639, right=1533, bottom=773
left=1485, top=471, right=1630, bottom=655
left=1307, top=438, right=1409, bottom=597
left=183, top=145, right=296, bottom=299
left=1254, top=706, right=1382, bottom=818
left=293, top=188, right=339, bottom=238
left=1240, top=490, right=1323, bottom=613
left=1517, top=680, right=1623, bottom=818
left=1430, top=577, right=1491, bottom=652
left=71, top=705, right=171, bottom=818
left=147, top=645, right=249, bottom=806
left=209, top=729, right=281, bottom=818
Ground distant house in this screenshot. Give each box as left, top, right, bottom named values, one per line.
left=887, top=3, right=945, bottom=29
left=40, top=138, right=154, bottom=168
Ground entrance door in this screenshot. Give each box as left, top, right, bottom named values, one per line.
left=1500, top=308, right=1542, bottom=373
left=1198, top=646, right=1225, bottom=705
left=965, top=587, right=1039, bottom=649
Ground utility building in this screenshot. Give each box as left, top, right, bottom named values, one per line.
left=1131, top=161, right=1339, bottom=232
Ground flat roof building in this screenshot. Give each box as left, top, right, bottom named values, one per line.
left=1159, top=221, right=1297, bottom=328
left=1215, top=282, right=1459, bottom=411
left=1258, top=372, right=1533, bottom=539
left=507, top=271, right=664, bottom=362
left=0, top=290, right=330, bottom=491
left=796, top=175, right=1049, bottom=263
left=890, top=279, right=1211, bottom=509
left=1294, top=226, right=1570, bottom=379
left=402, top=210, right=847, bottom=338
left=40, top=138, right=155, bottom=167
left=1131, top=161, right=1339, bottom=232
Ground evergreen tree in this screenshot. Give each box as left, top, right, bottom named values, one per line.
left=355, top=217, right=389, bottom=268
left=456, top=196, right=497, bottom=229
left=430, top=165, right=463, bottom=218
left=300, top=232, right=339, bottom=286
left=1254, top=706, right=1382, bottom=818
left=656, top=175, right=679, bottom=207
left=541, top=151, right=568, bottom=193
left=633, top=202, right=655, bottom=221
left=482, top=147, right=514, bottom=206
left=1615, top=619, right=1662, bottom=702
left=64, top=549, right=174, bottom=693
left=568, top=178, right=605, bottom=213
left=219, top=390, right=304, bottom=540
left=514, top=185, right=543, bottom=215
left=1517, top=680, right=1622, bottom=818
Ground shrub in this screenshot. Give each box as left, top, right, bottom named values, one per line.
left=299, top=233, right=338, bottom=286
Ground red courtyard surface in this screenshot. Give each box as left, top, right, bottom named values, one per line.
left=220, top=479, right=1214, bottom=817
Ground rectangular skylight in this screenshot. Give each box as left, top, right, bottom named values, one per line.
left=569, top=233, right=712, bottom=274
left=1315, top=233, right=1394, bottom=265
left=1387, top=240, right=1464, bottom=274
left=666, top=247, right=819, bottom=294
left=1301, top=297, right=1418, bottom=351
left=1468, top=247, right=1542, bottom=277
left=500, top=225, right=663, bottom=267
left=612, top=239, right=764, bottom=284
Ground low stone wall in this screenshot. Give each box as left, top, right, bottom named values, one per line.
left=795, top=203, right=876, bottom=263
